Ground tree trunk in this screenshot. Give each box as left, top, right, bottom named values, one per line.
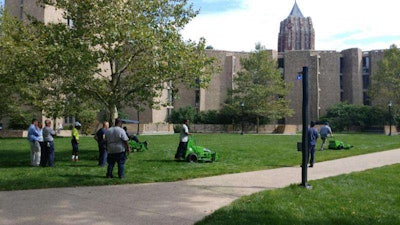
left=256, top=116, right=260, bottom=134
left=107, top=105, right=118, bottom=126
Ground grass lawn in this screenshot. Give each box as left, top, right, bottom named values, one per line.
left=0, top=133, right=399, bottom=191
left=196, top=164, right=400, bottom=225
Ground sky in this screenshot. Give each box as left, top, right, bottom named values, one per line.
left=1, top=0, right=399, bottom=52
left=182, top=0, right=400, bottom=52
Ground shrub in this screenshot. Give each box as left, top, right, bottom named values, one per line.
left=321, top=103, right=387, bottom=131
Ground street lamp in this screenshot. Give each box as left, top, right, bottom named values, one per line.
left=388, top=101, right=392, bottom=136
left=137, top=103, right=141, bottom=135
left=241, top=102, right=245, bottom=135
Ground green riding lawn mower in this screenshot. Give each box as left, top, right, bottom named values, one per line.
left=184, top=137, right=218, bottom=163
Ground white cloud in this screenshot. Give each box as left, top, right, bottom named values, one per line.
left=182, top=0, right=400, bottom=52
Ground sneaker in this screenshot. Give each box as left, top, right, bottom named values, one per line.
left=309, top=165, right=313, bottom=168
left=106, top=174, right=113, bottom=178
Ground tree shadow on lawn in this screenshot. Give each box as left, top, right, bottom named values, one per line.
left=0, top=150, right=32, bottom=168
left=143, top=159, right=187, bottom=163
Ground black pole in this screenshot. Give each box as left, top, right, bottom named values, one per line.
left=137, top=108, right=140, bottom=135
left=301, top=66, right=311, bottom=188
left=241, top=102, right=244, bottom=135
left=389, top=103, right=392, bottom=136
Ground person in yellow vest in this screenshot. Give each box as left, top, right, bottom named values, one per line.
left=71, top=121, right=81, bottom=161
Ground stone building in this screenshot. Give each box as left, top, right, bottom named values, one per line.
left=278, top=1, right=315, bottom=52
left=2, top=0, right=387, bottom=128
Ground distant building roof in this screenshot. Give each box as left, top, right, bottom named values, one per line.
left=289, top=1, right=304, bottom=18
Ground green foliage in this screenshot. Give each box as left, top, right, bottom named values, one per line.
left=36, top=0, right=216, bottom=123
left=7, top=108, right=32, bottom=130
left=321, top=103, right=387, bottom=131
left=169, top=106, right=197, bottom=124
left=369, top=44, right=400, bottom=121
left=1, top=1, right=216, bottom=124
left=226, top=45, right=293, bottom=127
left=1, top=133, right=400, bottom=191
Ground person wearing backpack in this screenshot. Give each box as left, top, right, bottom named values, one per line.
left=308, top=121, right=319, bottom=168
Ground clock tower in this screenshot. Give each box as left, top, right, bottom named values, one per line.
left=278, top=1, right=315, bottom=52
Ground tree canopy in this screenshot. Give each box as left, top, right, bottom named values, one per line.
left=370, top=44, right=400, bottom=121
left=225, top=44, right=293, bottom=128
left=0, top=0, right=215, bottom=124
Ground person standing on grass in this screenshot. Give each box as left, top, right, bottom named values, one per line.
left=105, top=118, right=130, bottom=179
left=42, top=119, right=57, bottom=167
left=174, top=119, right=190, bottom=161
left=27, top=119, right=41, bottom=167
left=319, top=122, right=333, bottom=151
left=308, top=121, right=319, bottom=168
left=71, top=121, right=81, bottom=161
left=95, top=121, right=109, bottom=166
left=38, top=121, right=46, bottom=167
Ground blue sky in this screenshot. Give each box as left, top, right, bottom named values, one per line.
left=2, top=0, right=399, bottom=52
left=183, top=0, right=400, bottom=52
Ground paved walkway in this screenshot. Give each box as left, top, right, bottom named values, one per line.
left=1, top=149, right=399, bottom=225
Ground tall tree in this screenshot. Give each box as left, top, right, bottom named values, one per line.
left=227, top=44, right=292, bottom=131
left=36, top=0, right=215, bottom=123
left=0, top=8, right=98, bottom=126
left=370, top=44, right=400, bottom=117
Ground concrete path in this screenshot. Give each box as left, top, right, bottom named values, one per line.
left=1, top=149, right=399, bottom=225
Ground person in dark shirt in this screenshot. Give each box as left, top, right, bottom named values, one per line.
left=308, top=121, right=319, bottom=168
left=94, top=121, right=109, bottom=166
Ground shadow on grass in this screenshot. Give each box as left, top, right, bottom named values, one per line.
left=59, top=173, right=105, bottom=179
left=143, top=159, right=185, bottom=163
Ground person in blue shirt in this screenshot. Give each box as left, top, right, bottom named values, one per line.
left=94, top=121, right=109, bottom=166
left=27, top=118, right=41, bottom=166
left=308, top=121, right=319, bottom=168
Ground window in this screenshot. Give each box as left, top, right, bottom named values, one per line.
left=340, top=57, right=344, bottom=73
left=340, top=74, right=343, bottom=90
left=362, top=56, right=370, bottom=73
left=363, top=92, right=371, bottom=105
left=362, top=75, right=370, bottom=89
left=64, top=117, right=74, bottom=124
left=195, top=90, right=200, bottom=108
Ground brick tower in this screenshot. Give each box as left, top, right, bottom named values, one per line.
left=278, top=1, right=315, bottom=52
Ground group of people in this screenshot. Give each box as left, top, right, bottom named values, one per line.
left=27, top=119, right=82, bottom=167
left=27, top=119, right=56, bottom=167
left=307, top=121, right=333, bottom=167
left=26, top=117, right=143, bottom=179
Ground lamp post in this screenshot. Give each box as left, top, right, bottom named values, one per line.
left=300, top=66, right=311, bottom=189
left=241, top=102, right=244, bottom=135
left=137, top=104, right=140, bottom=135
left=388, top=101, right=392, bottom=136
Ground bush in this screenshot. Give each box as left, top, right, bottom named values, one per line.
left=321, top=103, right=387, bottom=131
left=169, top=106, right=197, bottom=124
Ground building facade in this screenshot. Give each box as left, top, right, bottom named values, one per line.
left=3, top=1, right=387, bottom=127
left=278, top=1, right=315, bottom=52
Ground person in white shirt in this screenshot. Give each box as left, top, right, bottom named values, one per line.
left=174, top=119, right=190, bottom=161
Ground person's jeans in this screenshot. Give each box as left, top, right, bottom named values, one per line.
left=41, top=141, right=55, bottom=167
left=107, top=152, right=126, bottom=178
left=48, top=141, right=55, bottom=167
left=98, top=143, right=107, bottom=166
left=309, top=144, right=316, bottom=166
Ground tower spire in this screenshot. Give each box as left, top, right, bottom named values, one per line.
left=289, top=0, right=304, bottom=18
